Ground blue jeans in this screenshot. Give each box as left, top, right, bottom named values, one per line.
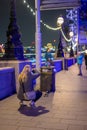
left=78, top=64, right=82, bottom=74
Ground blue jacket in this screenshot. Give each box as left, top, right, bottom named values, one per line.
left=77, top=54, right=84, bottom=65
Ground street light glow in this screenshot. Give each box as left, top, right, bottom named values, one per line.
left=57, top=16, right=64, bottom=26
left=69, top=31, right=74, bottom=37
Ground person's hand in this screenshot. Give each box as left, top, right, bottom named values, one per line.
left=32, top=69, right=36, bottom=73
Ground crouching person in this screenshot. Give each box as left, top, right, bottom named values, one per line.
left=17, top=65, right=42, bottom=108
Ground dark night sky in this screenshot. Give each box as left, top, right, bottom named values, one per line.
left=0, top=0, right=66, bottom=47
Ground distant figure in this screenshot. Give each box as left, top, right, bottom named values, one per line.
left=45, top=48, right=54, bottom=66
left=17, top=65, right=42, bottom=108
left=45, top=48, right=52, bottom=61
left=77, top=52, right=84, bottom=76
left=84, top=50, right=87, bottom=70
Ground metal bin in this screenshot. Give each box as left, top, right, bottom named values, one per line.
left=40, top=66, right=55, bottom=92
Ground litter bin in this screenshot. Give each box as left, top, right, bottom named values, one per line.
left=40, top=66, right=55, bottom=92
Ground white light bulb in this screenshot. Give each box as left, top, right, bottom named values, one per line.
left=27, top=5, right=29, bottom=8
left=23, top=0, right=26, bottom=4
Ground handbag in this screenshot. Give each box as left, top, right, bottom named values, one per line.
left=21, top=81, right=36, bottom=100
left=26, top=91, right=36, bottom=100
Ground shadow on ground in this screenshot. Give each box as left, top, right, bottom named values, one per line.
left=18, top=105, right=49, bottom=116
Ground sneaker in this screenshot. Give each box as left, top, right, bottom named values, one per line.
left=19, top=100, right=23, bottom=106
left=29, top=101, right=36, bottom=109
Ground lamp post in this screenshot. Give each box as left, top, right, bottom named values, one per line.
left=69, top=31, right=74, bottom=57
left=35, top=0, right=41, bottom=70
left=2, top=0, right=24, bottom=60
left=57, top=16, right=64, bottom=57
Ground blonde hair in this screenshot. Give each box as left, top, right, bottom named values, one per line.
left=18, top=65, right=31, bottom=83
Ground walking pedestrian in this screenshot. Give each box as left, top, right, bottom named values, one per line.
left=77, top=52, right=84, bottom=76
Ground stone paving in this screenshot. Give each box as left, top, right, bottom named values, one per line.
left=0, top=62, right=87, bottom=130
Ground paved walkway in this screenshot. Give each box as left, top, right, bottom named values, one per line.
left=0, top=62, right=87, bottom=130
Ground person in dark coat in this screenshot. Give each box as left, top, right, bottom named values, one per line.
left=17, top=65, right=42, bottom=108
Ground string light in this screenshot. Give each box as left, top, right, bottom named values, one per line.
left=22, top=0, right=72, bottom=42
left=27, top=5, right=29, bottom=8
left=60, top=28, right=72, bottom=42
left=23, top=0, right=26, bottom=4
left=23, top=0, right=35, bottom=16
